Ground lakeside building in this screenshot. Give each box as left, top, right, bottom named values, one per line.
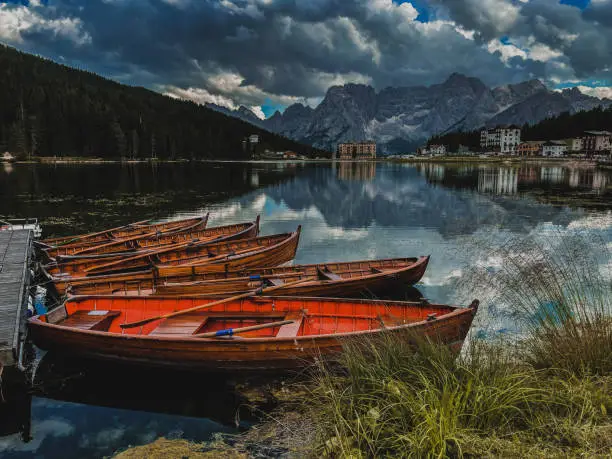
left=516, top=141, right=544, bottom=157
left=582, top=131, right=611, bottom=156
left=420, top=144, right=447, bottom=156
left=541, top=140, right=569, bottom=157
left=480, top=126, right=521, bottom=154
left=565, top=137, right=583, bottom=152
left=249, top=134, right=260, bottom=144
left=336, top=141, right=376, bottom=160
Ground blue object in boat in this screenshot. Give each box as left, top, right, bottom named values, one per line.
left=215, top=328, right=234, bottom=337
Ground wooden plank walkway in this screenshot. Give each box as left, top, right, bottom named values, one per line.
left=0, top=230, right=32, bottom=368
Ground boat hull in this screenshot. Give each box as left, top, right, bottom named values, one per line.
left=41, top=215, right=209, bottom=249
left=45, top=217, right=257, bottom=260
left=29, top=296, right=477, bottom=370
left=43, top=227, right=298, bottom=279
left=51, top=257, right=428, bottom=296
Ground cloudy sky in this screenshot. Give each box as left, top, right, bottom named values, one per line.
left=1, top=0, right=611, bottom=118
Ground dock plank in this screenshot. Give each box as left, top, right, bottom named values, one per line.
left=0, top=230, right=32, bottom=367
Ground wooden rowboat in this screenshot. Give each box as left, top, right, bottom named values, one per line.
left=38, top=214, right=209, bottom=250
left=43, top=228, right=301, bottom=280
left=28, top=295, right=479, bottom=370
left=62, top=256, right=430, bottom=297
left=45, top=217, right=259, bottom=260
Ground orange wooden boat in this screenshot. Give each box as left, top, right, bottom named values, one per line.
left=42, top=228, right=301, bottom=279
left=45, top=217, right=259, bottom=260
left=28, top=295, right=479, bottom=370
left=61, top=256, right=429, bottom=297
left=38, top=215, right=209, bottom=251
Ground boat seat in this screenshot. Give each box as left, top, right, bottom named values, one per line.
left=276, top=312, right=304, bottom=338
left=61, top=310, right=121, bottom=331
left=265, top=278, right=284, bottom=287
left=317, top=267, right=342, bottom=281
left=150, top=312, right=209, bottom=336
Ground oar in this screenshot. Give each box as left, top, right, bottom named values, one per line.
left=193, top=319, right=294, bottom=338
left=119, top=278, right=312, bottom=329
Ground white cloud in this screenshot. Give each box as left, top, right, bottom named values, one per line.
left=219, top=0, right=264, bottom=19
left=250, top=105, right=266, bottom=119
left=0, top=4, right=91, bottom=46
left=487, top=40, right=527, bottom=63
left=366, top=0, right=419, bottom=22
left=575, top=85, right=612, bottom=99
left=525, top=42, right=562, bottom=63
left=163, top=86, right=238, bottom=108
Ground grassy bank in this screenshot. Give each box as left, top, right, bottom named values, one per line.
left=114, top=232, right=611, bottom=458
left=246, top=232, right=612, bottom=458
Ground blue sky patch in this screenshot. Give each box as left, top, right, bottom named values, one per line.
left=560, top=0, right=590, bottom=10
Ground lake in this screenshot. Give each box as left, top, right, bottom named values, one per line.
left=0, top=160, right=610, bottom=457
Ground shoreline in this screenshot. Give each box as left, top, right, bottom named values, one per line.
left=3, top=156, right=609, bottom=168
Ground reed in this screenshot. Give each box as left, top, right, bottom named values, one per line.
left=302, top=336, right=610, bottom=458
left=270, top=231, right=612, bottom=458
left=459, top=229, right=611, bottom=376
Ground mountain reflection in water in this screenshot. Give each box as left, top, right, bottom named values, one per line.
left=0, top=161, right=609, bottom=458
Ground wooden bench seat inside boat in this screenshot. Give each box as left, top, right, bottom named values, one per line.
left=317, top=267, right=342, bottom=281
left=150, top=311, right=287, bottom=336
left=150, top=312, right=209, bottom=336
left=276, top=311, right=304, bottom=338
left=61, top=310, right=121, bottom=331
left=265, top=278, right=285, bottom=287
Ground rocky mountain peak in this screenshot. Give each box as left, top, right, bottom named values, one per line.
left=283, top=103, right=314, bottom=118
left=442, top=73, right=487, bottom=94
left=257, top=74, right=612, bottom=154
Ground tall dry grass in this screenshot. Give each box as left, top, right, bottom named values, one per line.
left=299, top=231, right=612, bottom=458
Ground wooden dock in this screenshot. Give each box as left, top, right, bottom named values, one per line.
left=0, top=229, right=33, bottom=369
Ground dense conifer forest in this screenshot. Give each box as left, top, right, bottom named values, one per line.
left=428, top=106, right=612, bottom=152
left=0, top=45, right=327, bottom=160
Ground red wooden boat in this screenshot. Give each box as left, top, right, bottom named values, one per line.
left=38, top=214, right=209, bottom=251
left=45, top=217, right=259, bottom=260
left=43, top=228, right=301, bottom=280
left=28, top=295, right=479, bottom=370
left=62, top=256, right=430, bottom=297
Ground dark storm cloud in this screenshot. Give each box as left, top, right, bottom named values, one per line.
left=1, top=0, right=611, bottom=111
left=433, top=0, right=612, bottom=81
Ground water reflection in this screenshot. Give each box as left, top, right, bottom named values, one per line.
left=568, top=168, right=608, bottom=191
left=0, top=162, right=298, bottom=237
left=478, top=168, right=518, bottom=194
left=418, top=163, right=611, bottom=198
left=336, top=161, right=376, bottom=181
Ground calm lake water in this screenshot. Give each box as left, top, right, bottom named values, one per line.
left=0, top=160, right=610, bottom=457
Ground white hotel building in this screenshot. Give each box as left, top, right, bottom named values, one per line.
left=480, top=127, right=521, bottom=154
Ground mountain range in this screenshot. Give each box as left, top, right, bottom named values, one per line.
left=212, top=74, right=612, bottom=154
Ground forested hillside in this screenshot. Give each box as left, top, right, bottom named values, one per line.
left=427, top=105, right=612, bottom=151
left=0, top=45, right=327, bottom=160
